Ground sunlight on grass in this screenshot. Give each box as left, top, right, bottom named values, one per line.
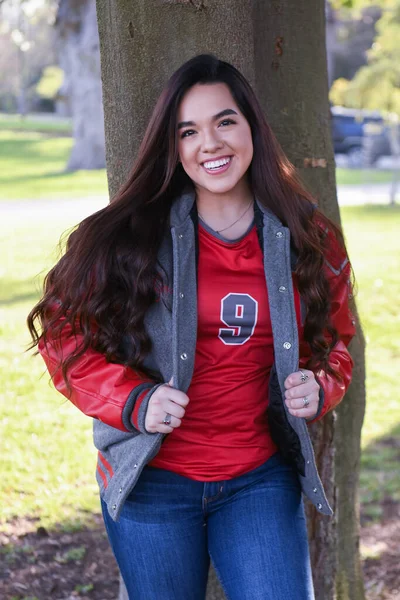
left=340, top=205, right=400, bottom=522
left=0, top=132, right=107, bottom=201
left=0, top=112, right=72, bottom=134
left=341, top=206, right=400, bottom=448
left=336, top=168, right=394, bottom=186
left=0, top=213, right=99, bottom=528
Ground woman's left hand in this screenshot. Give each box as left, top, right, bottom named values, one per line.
left=284, top=368, right=320, bottom=420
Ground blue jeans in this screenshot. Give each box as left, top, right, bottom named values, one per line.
left=101, top=451, right=315, bottom=600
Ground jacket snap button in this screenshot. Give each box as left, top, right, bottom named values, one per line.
left=283, top=342, right=291, bottom=349
left=112, top=504, right=117, bottom=510
left=279, top=286, right=286, bottom=293
left=119, top=488, right=123, bottom=494
left=317, top=503, right=322, bottom=509
left=313, top=487, right=318, bottom=493
left=276, top=231, right=283, bottom=238
left=180, top=353, right=188, bottom=360
left=306, top=460, right=310, bottom=465
left=178, top=233, right=184, bottom=239
left=179, top=292, right=184, bottom=298
left=134, top=464, right=138, bottom=468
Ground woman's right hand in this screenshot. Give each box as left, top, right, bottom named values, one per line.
left=144, top=378, right=190, bottom=434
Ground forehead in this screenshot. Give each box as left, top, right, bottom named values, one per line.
left=177, top=82, right=239, bottom=120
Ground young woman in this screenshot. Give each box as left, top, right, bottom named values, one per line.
left=28, top=54, right=356, bottom=600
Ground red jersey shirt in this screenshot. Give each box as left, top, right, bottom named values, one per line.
left=148, top=222, right=278, bottom=479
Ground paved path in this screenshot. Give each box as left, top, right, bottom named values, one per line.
left=1, top=184, right=399, bottom=221
left=338, top=183, right=399, bottom=206
left=0, top=196, right=109, bottom=221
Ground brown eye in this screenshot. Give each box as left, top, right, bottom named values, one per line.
left=180, top=129, right=195, bottom=139
left=219, top=119, right=236, bottom=127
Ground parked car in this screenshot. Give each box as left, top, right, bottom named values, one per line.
left=331, top=106, right=391, bottom=167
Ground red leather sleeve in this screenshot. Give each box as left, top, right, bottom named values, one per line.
left=299, top=249, right=356, bottom=424
left=38, top=319, right=153, bottom=432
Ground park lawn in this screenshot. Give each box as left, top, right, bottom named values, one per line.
left=342, top=205, right=400, bottom=521
left=0, top=210, right=100, bottom=531
left=335, top=167, right=394, bottom=186
left=0, top=131, right=108, bottom=201
left=0, top=206, right=399, bottom=531
left=0, top=112, right=72, bottom=134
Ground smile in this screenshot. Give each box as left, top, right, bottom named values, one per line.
left=201, top=156, right=233, bottom=174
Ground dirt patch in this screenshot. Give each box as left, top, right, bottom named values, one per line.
left=1, top=508, right=399, bottom=600
left=361, top=510, right=400, bottom=600
left=0, top=514, right=119, bottom=600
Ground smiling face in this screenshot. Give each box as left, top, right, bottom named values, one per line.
left=176, top=82, right=254, bottom=199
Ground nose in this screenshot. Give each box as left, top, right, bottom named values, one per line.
left=201, top=128, right=224, bottom=154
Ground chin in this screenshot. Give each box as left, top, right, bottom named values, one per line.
left=196, top=176, right=243, bottom=195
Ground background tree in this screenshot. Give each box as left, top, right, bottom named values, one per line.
left=327, top=3, right=382, bottom=86
left=56, top=0, right=105, bottom=169
left=0, top=0, right=58, bottom=113
left=95, top=1, right=366, bottom=599
left=331, top=1, right=400, bottom=115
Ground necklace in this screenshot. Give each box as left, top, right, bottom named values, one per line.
left=197, top=200, right=253, bottom=234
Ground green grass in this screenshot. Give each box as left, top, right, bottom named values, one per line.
left=0, top=113, right=72, bottom=134
left=341, top=205, right=400, bottom=522
left=336, top=167, right=394, bottom=186
left=342, top=206, right=400, bottom=446
left=0, top=211, right=100, bottom=530
left=0, top=131, right=107, bottom=201
left=0, top=203, right=399, bottom=531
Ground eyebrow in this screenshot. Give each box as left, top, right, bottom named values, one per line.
left=177, top=108, right=238, bottom=130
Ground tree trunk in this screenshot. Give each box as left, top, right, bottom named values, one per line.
left=56, top=0, right=105, bottom=170
left=253, top=4, right=366, bottom=599
left=96, top=2, right=366, bottom=599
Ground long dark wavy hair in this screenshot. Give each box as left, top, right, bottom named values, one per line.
left=28, top=53, right=350, bottom=387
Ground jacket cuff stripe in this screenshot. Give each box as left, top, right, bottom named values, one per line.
left=135, top=383, right=166, bottom=434
left=131, top=389, right=149, bottom=430
left=121, top=382, right=154, bottom=432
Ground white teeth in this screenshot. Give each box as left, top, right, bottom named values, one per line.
left=203, top=157, right=231, bottom=169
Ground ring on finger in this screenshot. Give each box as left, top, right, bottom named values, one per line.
left=163, top=413, right=172, bottom=426
left=302, top=396, right=310, bottom=408
left=299, top=369, right=309, bottom=383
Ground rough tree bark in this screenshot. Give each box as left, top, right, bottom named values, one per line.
left=56, top=0, right=105, bottom=170
left=96, top=2, right=366, bottom=599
